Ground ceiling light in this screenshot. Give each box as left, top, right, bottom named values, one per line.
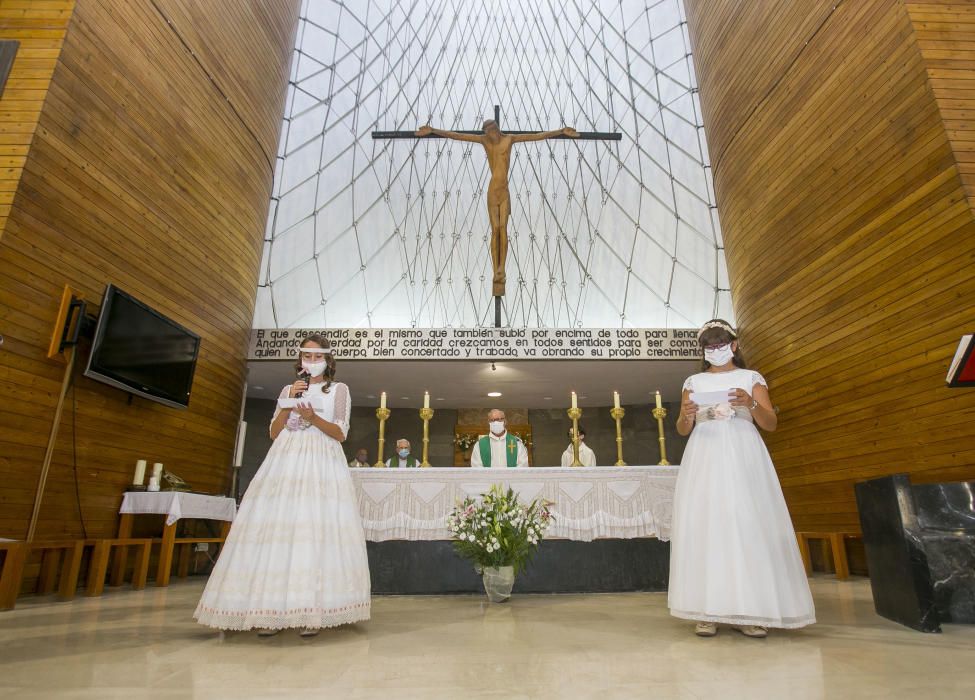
left=487, top=391, right=502, bottom=397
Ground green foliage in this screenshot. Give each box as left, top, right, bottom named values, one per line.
left=447, top=484, right=554, bottom=574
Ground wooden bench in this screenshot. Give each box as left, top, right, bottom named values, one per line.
left=87, top=538, right=154, bottom=597
left=797, top=532, right=860, bottom=580
left=0, top=541, right=28, bottom=610
left=2, top=538, right=157, bottom=610
left=31, top=540, right=92, bottom=601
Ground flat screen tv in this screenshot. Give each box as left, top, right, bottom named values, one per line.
left=84, top=285, right=201, bottom=409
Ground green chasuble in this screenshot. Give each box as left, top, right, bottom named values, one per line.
left=389, top=455, right=418, bottom=468
left=477, top=433, right=520, bottom=468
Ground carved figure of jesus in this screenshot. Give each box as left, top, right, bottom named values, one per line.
left=416, top=120, right=578, bottom=296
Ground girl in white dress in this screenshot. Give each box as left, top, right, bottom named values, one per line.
left=669, top=319, right=815, bottom=638
left=195, top=335, right=371, bottom=637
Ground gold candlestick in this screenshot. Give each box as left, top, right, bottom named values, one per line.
left=374, top=406, right=391, bottom=467
left=419, top=407, right=434, bottom=467
left=652, top=406, right=670, bottom=465
left=567, top=406, right=583, bottom=467
left=610, top=406, right=626, bottom=466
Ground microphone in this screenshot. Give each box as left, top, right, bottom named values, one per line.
left=296, top=369, right=310, bottom=398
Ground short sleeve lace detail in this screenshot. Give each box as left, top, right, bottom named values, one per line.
left=682, top=375, right=694, bottom=393
left=331, top=383, right=351, bottom=440
left=751, top=371, right=768, bottom=389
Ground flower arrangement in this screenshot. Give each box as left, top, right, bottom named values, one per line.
left=704, top=403, right=735, bottom=421
left=511, top=430, right=533, bottom=450
left=454, top=432, right=479, bottom=451
left=447, top=484, right=554, bottom=574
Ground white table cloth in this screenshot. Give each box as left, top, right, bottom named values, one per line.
left=119, top=492, right=237, bottom=526
left=350, top=466, right=677, bottom=542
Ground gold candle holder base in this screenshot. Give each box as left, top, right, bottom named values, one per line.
left=567, top=406, right=583, bottom=467
left=652, top=406, right=670, bottom=466
left=610, top=406, right=626, bottom=466
left=374, top=406, right=391, bottom=467
left=419, top=407, right=434, bottom=467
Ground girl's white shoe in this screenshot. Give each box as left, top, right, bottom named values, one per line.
left=695, top=622, right=718, bottom=637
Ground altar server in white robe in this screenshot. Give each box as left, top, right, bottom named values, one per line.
left=470, top=409, right=529, bottom=468
left=561, top=425, right=597, bottom=467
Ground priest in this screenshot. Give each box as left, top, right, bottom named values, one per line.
left=386, top=438, right=419, bottom=468
left=470, top=409, right=529, bottom=468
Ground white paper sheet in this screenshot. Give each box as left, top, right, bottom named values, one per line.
left=277, top=396, right=326, bottom=410
left=690, top=390, right=734, bottom=406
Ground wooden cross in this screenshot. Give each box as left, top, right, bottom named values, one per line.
left=372, top=104, right=621, bottom=327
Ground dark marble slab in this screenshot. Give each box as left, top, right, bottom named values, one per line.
left=366, top=539, right=670, bottom=595
left=855, top=474, right=941, bottom=632
left=922, top=533, right=975, bottom=624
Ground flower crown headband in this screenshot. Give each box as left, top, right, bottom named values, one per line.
left=696, top=320, right=737, bottom=341
left=298, top=346, right=333, bottom=355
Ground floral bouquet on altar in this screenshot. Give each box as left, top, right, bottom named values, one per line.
left=447, top=484, right=554, bottom=602
left=454, top=433, right=479, bottom=451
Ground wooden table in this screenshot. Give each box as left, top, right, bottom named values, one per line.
left=116, top=492, right=236, bottom=587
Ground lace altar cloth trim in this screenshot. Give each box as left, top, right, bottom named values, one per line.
left=350, top=466, right=677, bottom=542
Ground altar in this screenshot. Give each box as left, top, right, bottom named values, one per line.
left=350, top=466, right=678, bottom=594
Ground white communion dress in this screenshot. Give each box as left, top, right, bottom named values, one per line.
left=195, top=381, right=371, bottom=630
left=668, top=368, right=815, bottom=629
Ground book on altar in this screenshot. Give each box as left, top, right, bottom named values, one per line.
left=277, top=396, right=326, bottom=410
left=946, top=334, right=975, bottom=388
left=690, top=390, right=735, bottom=406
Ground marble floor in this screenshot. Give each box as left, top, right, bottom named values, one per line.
left=0, top=576, right=973, bottom=699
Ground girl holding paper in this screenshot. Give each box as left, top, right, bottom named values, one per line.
left=668, top=319, right=814, bottom=638
left=195, top=335, right=371, bottom=637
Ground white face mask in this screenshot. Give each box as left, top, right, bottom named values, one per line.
left=704, top=344, right=734, bottom=367
left=301, top=360, right=327, bottom=378
left=489, top=420, right=505, bottom=435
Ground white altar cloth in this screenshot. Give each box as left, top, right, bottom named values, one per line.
left=350, top=466, right=677, bottom=542
left=119, top=492, right=237, bottom=526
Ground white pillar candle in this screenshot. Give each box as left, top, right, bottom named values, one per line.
left=613, top=391, right=620, bottom=410
left=133, top=459, right=147, bottom=486
left=423, top=391, right=430, bottom=409
left=380, top=391, right=387, bottom=409
left=655, top=390, right=662, bottom=409
left=571, top=391, right=577, bottom=409
left=152, top=462, right=164, bottom=480
left=234, top=422, right=247, bottom=467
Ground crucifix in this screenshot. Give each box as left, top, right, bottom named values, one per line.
left=372, top=105, right=621, bottom=327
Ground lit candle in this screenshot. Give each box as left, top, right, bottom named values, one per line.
left=571, top=391, right=577, bottom=409
left=234, top=422, right=247, bottom=468
left=133, top=459, right=147, bottom=486
left=380, top=391, right=387, bottom=409
left=152, top=462, right=163, bottom=480
left=613, top=391, right=620, bottom=410
left=655, top=390, right=662, bottom=409
left=424, top=391, right=430, bottom=409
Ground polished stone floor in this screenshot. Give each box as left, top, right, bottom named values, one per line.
left=1, top=576, right=973, bottom=699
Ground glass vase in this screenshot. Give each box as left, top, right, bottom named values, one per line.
left=481, top=565, right=515, bottom=603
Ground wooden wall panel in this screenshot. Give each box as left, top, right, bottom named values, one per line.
left=684, top=0, right=975, bottom=532
left=907, top=1, right=975, bottom=211
left=0, top=0, right=74, bottom=236
left=0, top=0, right=299, bottom=545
